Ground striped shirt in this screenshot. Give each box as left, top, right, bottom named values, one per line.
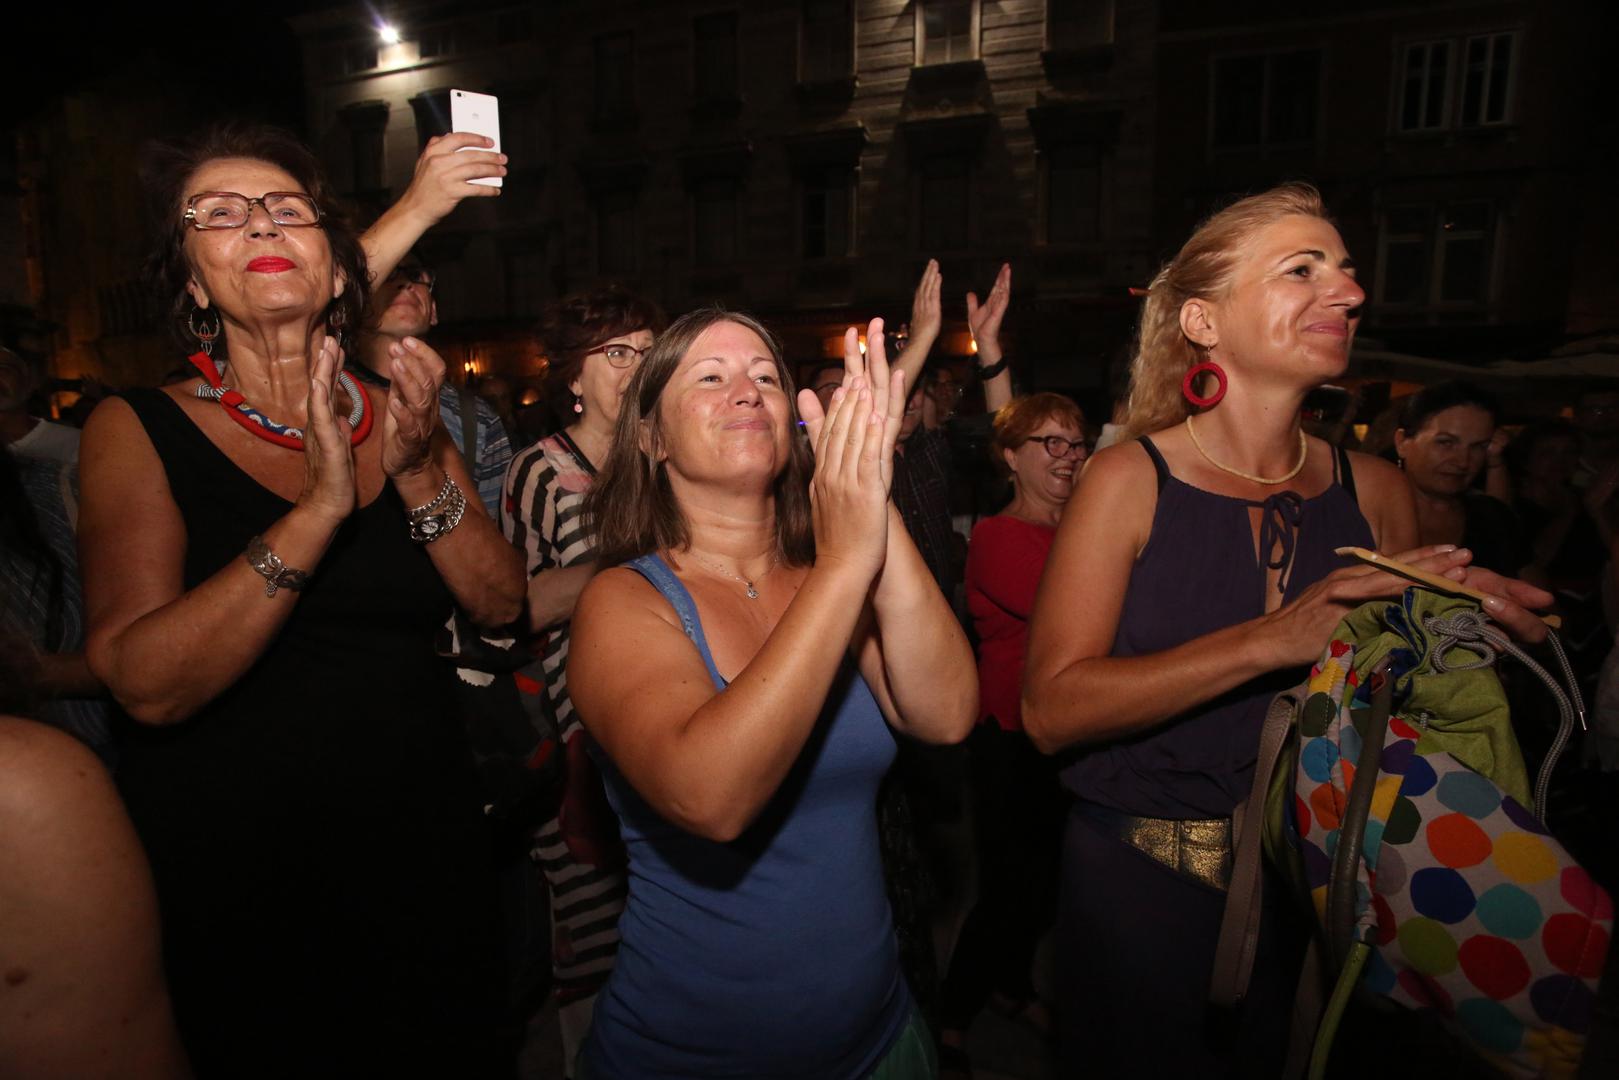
left=502, top=432, right=627, bottom=996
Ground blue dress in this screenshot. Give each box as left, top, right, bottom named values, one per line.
left=582, top=554, right=913, bottom=1079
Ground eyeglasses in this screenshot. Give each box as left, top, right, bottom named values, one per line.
left=388, top=266, right=436, bottom=293
left=1025, top=435, right=1087, bottom=459
left=591, top=342, right=650, bottom=369
left=184, top=192, right=323, bottom=230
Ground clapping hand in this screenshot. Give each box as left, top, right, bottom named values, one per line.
left=797, top=318, right=907, bottom=577
left=906, top=259, right=943, bottom=358
left=299, top=336, right=358, bottom=525
left=380, top=337, right=446, bottom=480
left=967, top=262, right=1012, bottom=363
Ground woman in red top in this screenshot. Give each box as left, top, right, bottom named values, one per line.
left=938, top=393, right=1086, bottom=1076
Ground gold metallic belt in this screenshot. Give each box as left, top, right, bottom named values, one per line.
left=1077, top=802, right=1233, bottom=891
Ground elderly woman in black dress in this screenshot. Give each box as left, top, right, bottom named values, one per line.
left=80, top=125, right=521, bottom=1076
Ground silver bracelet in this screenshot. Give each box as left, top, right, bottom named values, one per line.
left=244, top=535, right=309, bottom=598
left=408, top=476, right=467, bottom=543
left=406, top=474, right=456, bottom=518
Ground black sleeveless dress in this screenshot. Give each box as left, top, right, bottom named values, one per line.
left=1056, top=436, right=1375, bottom=1077
left=115, top=389, right=502, bottom=1077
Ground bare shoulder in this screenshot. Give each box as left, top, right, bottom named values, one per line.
left=1062, top=438, right=1159, bottom=547
left=1345, top=449, right=1403, bottom=492
left=1343, top=448, right=1417, bottom=550
left=0, top=717, right=131, bottom=870
left=0, top=722, right=124, bottom=841
left=575, top=565, right=684, bottom=635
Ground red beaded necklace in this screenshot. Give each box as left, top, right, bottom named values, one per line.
left=188, top=351, right=373, bottom=450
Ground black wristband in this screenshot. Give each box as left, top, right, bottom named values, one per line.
left=975, top=356, right=1010, bottom=381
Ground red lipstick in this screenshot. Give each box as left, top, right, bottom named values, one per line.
left=246, top=257, right=296, bottom=273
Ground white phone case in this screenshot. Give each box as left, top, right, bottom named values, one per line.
left=450, top=90, right=502, bottom=188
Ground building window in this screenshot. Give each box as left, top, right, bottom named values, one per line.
left=1395, top=30, right=1516, bottom=133
left=1375, top=203, right=1496, bottom=309
left=419, top=24, right=457, bottom=60
left=1047, top=0, right=1114, bottom=52
left=801, top=0, right=854, bottom=83
left=344, top=42, right=378, bottom=75
left=693, top=179, right=740, bottom=266
left=1043, top=145, right=1101, bottom=244
left=409, top=90, right=453, bottom=151
left=1397, top=41, right=1452, bottom=132
left=916, top=0, right=978, bottom=66
left=596, top=190, right=637, bottom=276
left=694, top=13, right=740, bottom=104
left=1211, top=50, right=1320, bottom=149
left=594, top=33, right=636, bottom=122
left=919, top=157, right=970, bottom=251
left=802, top=167, right=856, bottom=259
left=1460, top=32, right=1515, bottom=127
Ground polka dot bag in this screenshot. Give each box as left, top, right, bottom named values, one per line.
left=1213, top=589, right=1608, bottom=1079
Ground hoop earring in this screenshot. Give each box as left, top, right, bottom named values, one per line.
left=327, top=303, right=347, bottom=331
left=1182, top=360, right=1227, bottom=408
left=188, top=307, right=220, bottom=358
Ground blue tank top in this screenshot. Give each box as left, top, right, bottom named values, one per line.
left=582, top=554, right=912, bottom=1080
left=1061, top=438, right=1375, bottom=819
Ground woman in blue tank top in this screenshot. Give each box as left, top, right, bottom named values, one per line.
left=567, top=308, right=976, bottom=1079
left=1021, top=184, right=1556, bottom=1076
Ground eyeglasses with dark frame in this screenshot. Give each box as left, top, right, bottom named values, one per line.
left=388, top=266, right=437, bottom=293
left=1024, top=434, right=1088, bottom=459
left=184, top=192, right=323, bottom=230
left=590, top=341, right=650, bottom=369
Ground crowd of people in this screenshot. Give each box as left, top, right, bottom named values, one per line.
left=2, top=122, right=1615, bottom=1080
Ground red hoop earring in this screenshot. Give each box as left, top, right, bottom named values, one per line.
left=1181, top=361, right=1227, bottom=408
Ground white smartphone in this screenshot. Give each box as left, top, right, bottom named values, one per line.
left=450, top=89, right=502, bottom=188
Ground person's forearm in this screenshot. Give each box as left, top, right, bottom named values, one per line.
left=632, top=560, right=874, bottom=842
left=35, top=654, right=104, bottom=699
left=526, top=561, right=598, bottom=633
left=393, top=464, right=524, bottom=628
left=1022, top=616, right=1286, bottom=755
left=89, top=505, right=340, bottom=726
left=975, top=340, right=1013, bottom=413
left=896, top=327, right=939, bottom=389
left=869, top=506, right=975, bottom=741
left=359, top=199, right=435, bottom=288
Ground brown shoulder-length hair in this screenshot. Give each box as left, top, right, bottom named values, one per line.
left=540, top=284, right=667, bottom=427
left=141, top=122, right=370, bottom=360
left=586, top=307, right=816, bottom=569
left=1121, top=182, right=1330, bottom=440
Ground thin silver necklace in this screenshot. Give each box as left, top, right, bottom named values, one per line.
left=686, top=550, right=775, bottom=600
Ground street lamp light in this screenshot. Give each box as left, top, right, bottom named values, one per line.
left=378, top=23, right=401, bottom=45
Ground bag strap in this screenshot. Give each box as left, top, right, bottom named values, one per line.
left=1211, top=684, right=1303, bottom=1007
left=1325, top=657, right=1393, bottom=969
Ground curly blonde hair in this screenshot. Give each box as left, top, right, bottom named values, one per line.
left=1120, top=182, right=1328, bottom=440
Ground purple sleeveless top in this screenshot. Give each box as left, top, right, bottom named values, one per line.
left=1059, top=436, right=1375, bottom=819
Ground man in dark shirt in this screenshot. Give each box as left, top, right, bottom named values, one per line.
left=891, top=260, right=1015, bottom=595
